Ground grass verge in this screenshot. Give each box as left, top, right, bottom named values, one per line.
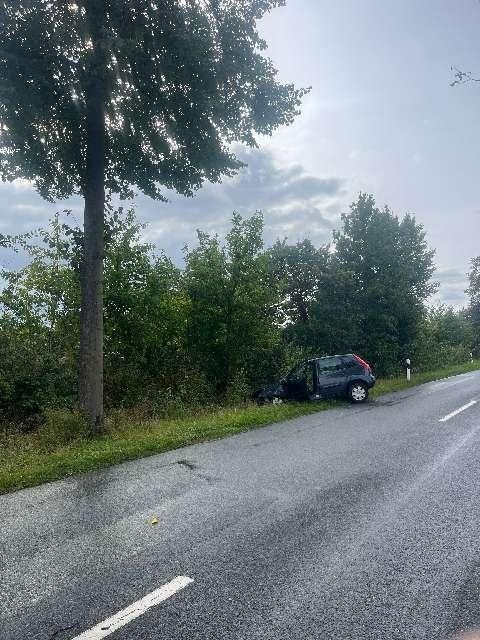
left=371, top=359, right=480, bottom=397
left=1, top=359, right=479, bottom=495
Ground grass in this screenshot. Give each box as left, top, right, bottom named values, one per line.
left=371, top=359, right=480, bottom=397
left=1, top=359, right=479, bottom=495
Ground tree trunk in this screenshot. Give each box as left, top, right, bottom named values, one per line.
left=78, top=0, right=107, bottom=431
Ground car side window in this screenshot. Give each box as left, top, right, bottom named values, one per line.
left=341, top=356, right=362, bottom=372
left=318, top=357, right=343, bottom=373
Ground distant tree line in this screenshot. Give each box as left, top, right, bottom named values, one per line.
left=0, top=193, right=478, bottom=423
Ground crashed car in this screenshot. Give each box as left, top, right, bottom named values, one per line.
left=253, top=354, right=375, bottom=404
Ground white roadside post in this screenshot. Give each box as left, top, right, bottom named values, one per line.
left=406, top=358, right=411, bottom=382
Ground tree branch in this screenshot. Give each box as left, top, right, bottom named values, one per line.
left=450, top=66, right=480, bottom=87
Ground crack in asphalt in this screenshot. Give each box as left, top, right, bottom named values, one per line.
left=176, top=459, right=197, bottom=471
left=47, top=622, right=78, bottom=639
left=176, top=458, right=217, bottom=483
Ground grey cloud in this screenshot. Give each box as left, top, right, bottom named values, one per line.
left=0, top=156, right=470, bottom=311
left=0, top=182, right=82, bottom=235
left=435, top=267, right=468, bottom=284
left=436, top=287, right=468, bottom=306
left=433, top=266, right=469, bottom=308
left=218, top=150, right=344, bottom=209
left=134, top=147, right=346, bottom=256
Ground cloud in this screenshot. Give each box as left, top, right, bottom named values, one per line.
left=435, top=267, right=468, bottom=284
left=0, top=182, right=82, bottom=236
left=1, top=149, right=470, bottom=312
left=221, top=150, right=342, bottom=208
left=2, top=147, right=468, bottom=309
left=433, top=266, right=469, bottom=308
left=138, top=147, right=346, bottom=257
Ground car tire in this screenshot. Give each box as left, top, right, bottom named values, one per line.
left=348, top=381, right=369, bottom=403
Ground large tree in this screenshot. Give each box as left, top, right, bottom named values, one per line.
left=0, top=1, right=306, bottom=429
left=184, top=212, right=281, bottom=397
left=333, top=194, right=437, bottom=374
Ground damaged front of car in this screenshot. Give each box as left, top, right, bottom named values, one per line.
left=251, top=379, right=287, bottom=405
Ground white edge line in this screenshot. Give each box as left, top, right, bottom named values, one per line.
left=72, top=576, right=194, bottom=640
left=439, top=400, right=478, bottom=423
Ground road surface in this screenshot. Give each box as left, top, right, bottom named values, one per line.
left=1, top=370, right=480, bottom=640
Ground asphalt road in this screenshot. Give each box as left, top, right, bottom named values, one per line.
left=2, top=371, right=480, bottom=640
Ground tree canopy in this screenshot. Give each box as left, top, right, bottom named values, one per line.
left=0, top=0, right=307, bottom=200
left=332, top=194, right=437, bottom=372
left=268, top=195, right=438, bottom=374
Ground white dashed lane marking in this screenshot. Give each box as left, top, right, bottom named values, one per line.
left=439, top=400, right=478, bottom=423
left=71, top=576, right=194, bottom=640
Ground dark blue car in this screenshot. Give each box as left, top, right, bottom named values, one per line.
left=253, top=354, right=375, bottom=404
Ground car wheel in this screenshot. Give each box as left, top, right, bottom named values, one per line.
left=348, top=381, right=368, bottom=403
left=272, top=396, right=283, bottom=405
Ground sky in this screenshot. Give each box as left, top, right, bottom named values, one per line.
left=1, top=0, right=480, bottom=306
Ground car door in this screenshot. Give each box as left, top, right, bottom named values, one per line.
left=316, top=357, right=346, bottom=397
left=285, top=360, right=316, bottom=401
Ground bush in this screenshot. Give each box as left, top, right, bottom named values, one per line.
left=37, top=410, right=90, bottom=448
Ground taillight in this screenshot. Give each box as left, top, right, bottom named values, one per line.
left=353, top=354, right=371, bottom=371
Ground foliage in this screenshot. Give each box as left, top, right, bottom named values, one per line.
left=268, top=238, right=329, bottom=328
left=102, top=209, right=191, bottom=409
left=268, top=194, right=439, bottom=376
left=184, top=211, right=282, bottom=396
left=0, top=208, right=194, bottom=418
left=467, top=257, right=480, bottom=356
left=0, top=216, right=79, bottom=422
left=0, top=0, right=308, bottom=428
left=412, top=305, right=473, bottom=371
